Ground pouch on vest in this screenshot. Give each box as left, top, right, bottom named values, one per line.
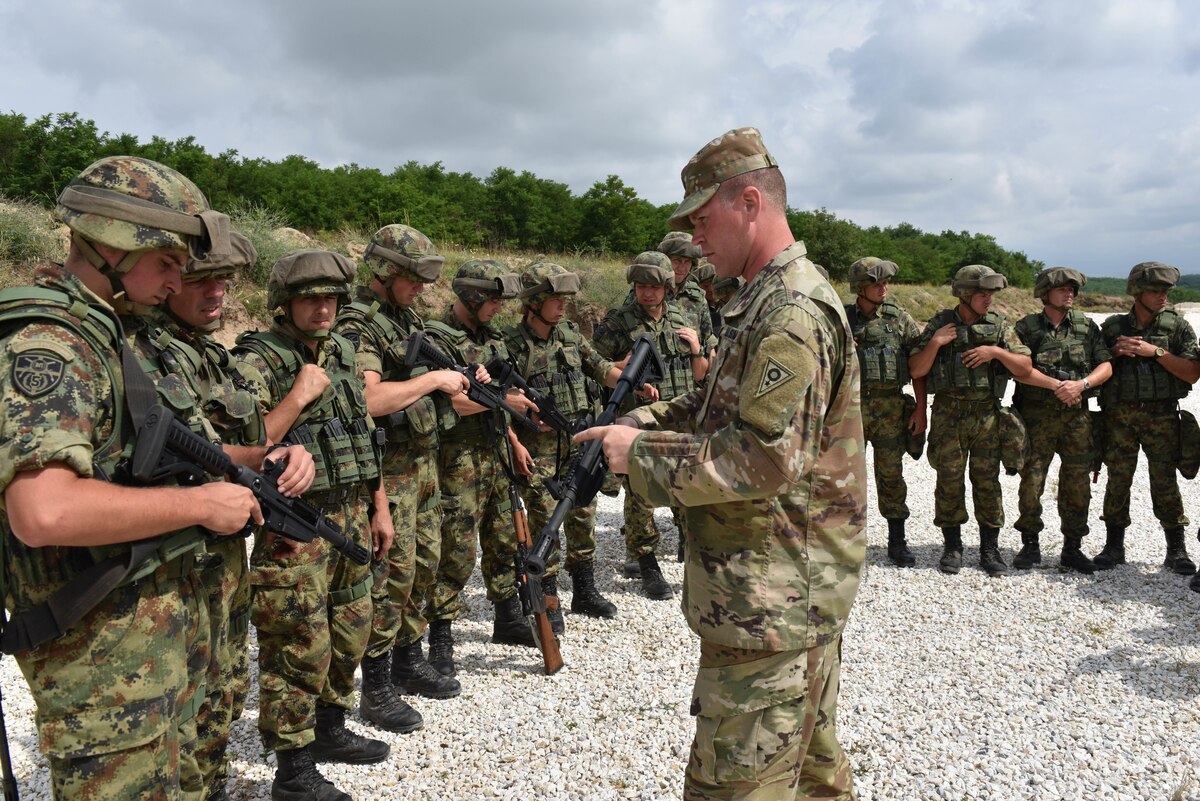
left=290, top=424, right=332, bottom=492
left=1179, top=409, right=1200, bottom=479
left=321, top=418, right=361, bottom=488
left=998, top=406, right=1027, bottom=476
left=902, top=393, right=925, bottom=460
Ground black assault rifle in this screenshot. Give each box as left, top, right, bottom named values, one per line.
left=130, top=404, right=371, bottom=565
left=524, top=334, right=665, bottom=576
left=484, top=357, right=579, bottom=436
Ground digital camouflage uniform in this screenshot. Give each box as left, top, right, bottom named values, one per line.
left=626, top=238, right=866, bottom=801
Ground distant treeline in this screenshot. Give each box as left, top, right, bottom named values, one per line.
left=1084, top=275, right=1200, bottom=304
left=0, top=111, right=1043, bottom=285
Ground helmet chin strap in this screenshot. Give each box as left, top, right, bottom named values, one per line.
left=75, top=234, right=153, bottom=316
left=163, top=302, right=222, bottom=335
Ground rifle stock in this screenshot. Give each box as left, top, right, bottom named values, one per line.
left=511, top=487, right=564, bottom=675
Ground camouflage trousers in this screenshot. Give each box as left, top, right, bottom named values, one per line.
left=1015, top=403, right=1094, bottom=539
left=250, top=497, right=373, bottom=752
left=862, top=392, right=910, bottom=521
left=19, top=557, right=205, bottom=801
left=1102, top=401, right=1188, bottom=530
left=928, top=395, right=1003, bottom=529
left=188, top=539, right=251, bottom=800
left=367, top=449, right=442, bottom=657
left=429, top=437, right=514, bottom=620
left=624, top=479, right=662, bottom=558
left=520, top=431, right=597, bottom=578
left=685, top=635, right=853, bottom=801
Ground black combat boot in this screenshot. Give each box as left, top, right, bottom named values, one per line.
left=1092, top=523, right=1126, bottom=570
left=491, top=593, right=537, bottom=648
left=622, top=549, right=641, bottom=578
left=569, top=561, right=618, bottom=618
left=271, top=746, right=351, bottom=801
left=885, top=519, right=916, bottom=567
left=358, top=652, right=424, bottom=733
left=541, top=574, right=565, bottom=635
left=638, top=553, right=673, bottom=600
left=979, top=527, right=1008, bottom=577
left=427, top=619, right=456, bottom=677
left=1012, top=532, right=1041, bottom=570
left=1059, top=534, right=1097, bottom=574
left=1164, top=527, right=1197, bottom=575
left=391, top=640, right=461, bottom=698
left=205, top=784, right=230, bottom=801
left=309, top=703, right=390, bottom=765
left=938, top=526, right=963, bottom=575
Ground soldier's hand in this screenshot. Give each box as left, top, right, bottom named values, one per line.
left=513, top=441, right=536, bottom=477
left=505, top=387, right=539, bottom=416
left=1113, top=335, right=1149, bottom=358
left=678, top=327, right=700, bottom=353
left=270, top=444, right=316, bottom=497
left=196, top=483, right=263, bottom=534
left=473, top=364, right=492, bottom=384
left=961, top=345, right=997, bottom=368
left=907, top=405, right=927, bottom=436
left=931, top=323, right=957, bottom=347
left=574, top=424, right=639, bottom=474
left=370, top=492, right=394, bottom=559
left=434, top=369, right=470, bottom=396
left=1053, top=379, right=1085, bottom=407
left=636, top=383, right=660, bottom=402
left=292, top=363, right=331, bottom=405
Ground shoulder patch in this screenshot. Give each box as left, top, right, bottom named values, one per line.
left=11, top=348, right=68, bottom=398
left=755, top=356, right=795, bottom=397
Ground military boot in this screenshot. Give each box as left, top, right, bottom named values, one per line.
left=1092, top=523, right=1126, bottom=570
left=359, top=652, right=424, bottom=733
left=1190, top=571, right=1200, bottom=593
left=979, top=527, right=1008, bottom=577
left=938, top=526, right=963, bottom=575
left=541, top=574, right=565, bottom=635
left=569, top=561, right=617, bottom=618
left=1164, top=527, right=1197, bottom=575
left=205, top=784, right=230, bottom=801
left=392, top=640, right=461, bottom=699
left=491, top=593, right=537, bottom=648
left=638, top=553, right=673, bottom=600
left=427, top=619, right=456, bottom=677
left=309, top=703, right=390, bottom=765
left=271, top=746, right=351, bottom=801
left=885, top=519, right=916, bottom=567
left=1059, top=534, right=1097, bottom=575
left=622, top=549, right=641, bottom=578
left=1012, top=532, right=1042, bottom=570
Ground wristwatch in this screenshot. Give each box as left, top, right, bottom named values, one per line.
left=1154, top=346, right=1166, bottom=358
left=1082, top=378, right=1091, bottom=391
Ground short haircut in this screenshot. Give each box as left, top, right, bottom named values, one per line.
left=716, top=166, right=787, bottom=212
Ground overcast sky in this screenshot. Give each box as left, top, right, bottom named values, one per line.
left=2, top=0, right=1198, bottom=277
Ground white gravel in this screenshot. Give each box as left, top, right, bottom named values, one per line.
left=3, top=311, right=1200, bottom=800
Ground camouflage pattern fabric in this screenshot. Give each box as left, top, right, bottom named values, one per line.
left=624, top=241, right=865, bottom=797
left=520, top=433, right=598, bottom=573
left=624, top=278, right=718, bottom=357
left=927, top=396, right=1003, bottom=528
left=1102, top=402, right=1189, bottom=530
left=1015, top=406, right=1095, bottom=538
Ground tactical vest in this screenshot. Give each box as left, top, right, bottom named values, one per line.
left=424, top=316, right=510, bottom=445
left=235, top=330, right=381, bottom=492
left=1100, top=310, right=1192, bottom=406
left=337, top=299, right=455, bottom=450
left=925, top=309, right=1010, bottom=398
left=505, top=321, right=594, bottom=419
left=1014, top=311, right=1094, bottom=407
left=846, top=300, right=909, bottom=390
left=607, top=303, right=694, bottom=404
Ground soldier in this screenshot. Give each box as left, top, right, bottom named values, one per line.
left=658, top=231, right=718, bottom=360
left=424, top=260, right=541, bottom=650
left=1095, top=262, right=1200, bottom=575
left=909, top=265, right=1032, bottom=577
left=0, top=155, right=263, bottom=801
left=578, top=127, right=867, bottom=800
left=1010, top=267, right=1112, bottom=574
left=593, top=252, right=710, bottom=599
left=235, top=250, right=395, bottom=801
left=332, top=224, right=464, bottom=717
left=503, top=261, right=653, bottom=622
left=844, top=257, right=927, bottom=567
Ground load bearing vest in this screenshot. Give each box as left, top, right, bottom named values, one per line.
left=509, top=322, right=593, bottom=418
left=1100, top=310, right=1192, bottom=406
left=848, top=300, right=909, bottom=389
left=925, top=309, right=1010, bottom=397
left=1014, top=311, right=1094, bottom=406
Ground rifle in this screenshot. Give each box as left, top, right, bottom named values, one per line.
left=0, top=669, right=16, bottom=801
left=130, top=404, right=371, bottom=566
left=525, top=334, right=666, bottom=576
left=484, top=357, right=579, bottom=435
left=404, top=332, right=538, bottom=432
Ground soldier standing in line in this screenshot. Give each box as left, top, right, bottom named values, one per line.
left=0, top=155, right=263, bottom=801
left=1094, top=262, right=1200, bottom=575
left=909, top=265, right=1032, bottom=577
left=332, top=224, right=465, bottom=712
left=844, top=257, right=927, bottom=567
left=577, top=127, right=867, bottom=800
left=423, top=261, right=541, bottom=649
left=1010, top=267, right=1112, bottom=574
left=593, top=252, right=710, bottom=599
left=235, top=250, right=395, bottom=801
left=658, top=232, right=718, bottom=361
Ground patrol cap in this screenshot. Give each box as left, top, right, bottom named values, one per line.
left=849, top=257, right=899, bottom=290
left=657, top=231, right=703, bottom=261
left=185, top=230, right=256, bottom=280
left=951, top=264, right=1008, bottom=299
left=267, top=249, right=355, bottom=310
left=1126, top=261, right=1179, bottom=295
left=452, top=259, right=522, bottom=301
left=668, top=127, right=779, bottom=230
left=626, top=251, right=675, bottom=289
left=1033, top=267, right=1087, bottom=299
left=364, top=224, right=444, bottom=282
left=518, top=261, right=582, bottom=300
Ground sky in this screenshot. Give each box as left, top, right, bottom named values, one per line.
left=2, top=0, right=1199, bottom=277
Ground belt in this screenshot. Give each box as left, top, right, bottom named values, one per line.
left=307, top=486, right=363, bottom=511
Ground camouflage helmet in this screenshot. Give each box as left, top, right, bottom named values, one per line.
left=452, top=259, right=521, bottom=304
left=693, top=260, right=717, bottom=285
left=626, top=251, right=675, bottom=289
left=712, top=275, right=743, bottom=304
left=1033, top=267, right=1087, bottom=299
left=364, top=224, right=444, bottom=282
left=267, top=249, right=355, bottom=311
left=185, top=230, right=257, bottom=280
left=848, top=257, right=899, bottom=292
left=54, top=155, right=230, bottom=274
left=951, top=264, right=1008, bottom=299
left=519, top=261, right=581, bottom=306
left=657, top=231, right=703, bottom=262
left=1126, top=261, right=1179, bottom=295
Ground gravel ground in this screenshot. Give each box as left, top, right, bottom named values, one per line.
left=3, top=312, right=1200, bottom=800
